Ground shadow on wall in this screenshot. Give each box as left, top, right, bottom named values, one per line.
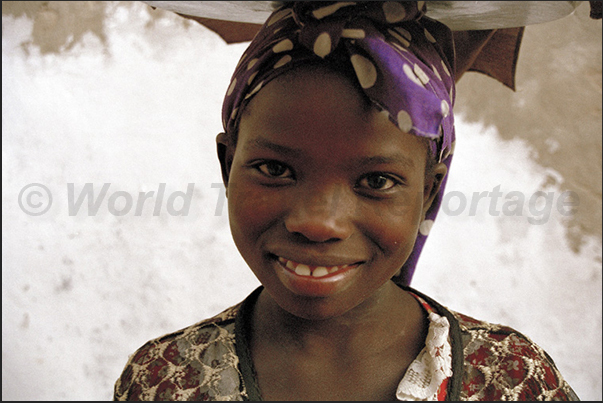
left=2, top=1, right=109, bottom=54
left=3, top=0, right=602, bottom=252
left=454, top=2, right=602, bottom=253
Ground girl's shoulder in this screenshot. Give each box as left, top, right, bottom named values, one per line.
left=404, top=287, right=579, bottom=401
left=113, top=303, right=244, bottom=401
left=448, top=309, right=580, bottom=401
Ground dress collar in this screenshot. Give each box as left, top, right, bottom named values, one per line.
left=234, top=285, right=463, bottom=401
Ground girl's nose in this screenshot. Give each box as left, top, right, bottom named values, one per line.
left=284, top=185, right=354, bottom=243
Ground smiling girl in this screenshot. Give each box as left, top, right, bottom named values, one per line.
left=114, top=2, right=578, bottom=400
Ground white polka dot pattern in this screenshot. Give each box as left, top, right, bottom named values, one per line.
left=414, top=64, right=430, bottom=85
left=441, top=100, right=450, bottom=118
left=351, top=54, right=378, bottom=89
left=424, top=28, right=436, bottom=43
left=245, top=82, right=263, bottom=99
left=247, top=71, right=258, bottom=85
left=419, top=219, right=434, bottom=236
left=226, top=78, right=237, bottom=96
left=388, top=28, right=411, bottom=48
left=441, top=59, right=451, bottom=77
left=272, top=39, right=294, bottom=53
left=397, top=110, right=413, bottom=133
left=404, top=64, right=425, bottom=88
left=247, top=59, right=258, bottom=70
left=383, top=2, right=407, bottom=23
left=273, top=55, right=292, bottom=69
left=394, top=26, right=412, bottom=42
left=341, top=29, right=366, bottom=39
left=314, top=32, right=332, bottom=58
left=312, top=2, right=356, bottom=20
left=267, top=8, right=293, bottom=26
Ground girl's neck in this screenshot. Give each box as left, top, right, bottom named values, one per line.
left=252, top=281, right=426, bottom=358
left=249, top=282, right=429, bottom=401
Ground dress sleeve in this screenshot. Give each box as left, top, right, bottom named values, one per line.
left=454, top=312, right=580, bottom=401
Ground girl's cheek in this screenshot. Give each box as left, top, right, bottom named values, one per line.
left=229, top=183, right=282, bottom=232
left=354, top=198, right=423, bottom=253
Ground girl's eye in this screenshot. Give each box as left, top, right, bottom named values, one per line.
left=255, top=161, right=292, bottom=178
left=357, top=173, right=399, bottom=191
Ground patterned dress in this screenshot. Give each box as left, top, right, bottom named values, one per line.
left=113, top=286, right=578, bottom=401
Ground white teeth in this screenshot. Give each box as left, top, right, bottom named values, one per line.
left=295, top=264, right=311, bottom=276
left=312, top=267, right=329, bottom=278
left=279, top=256, right=355, bottom=277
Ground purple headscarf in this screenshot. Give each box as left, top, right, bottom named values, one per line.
left=221, top=1, right=456, bottom=285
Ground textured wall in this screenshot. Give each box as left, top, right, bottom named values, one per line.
left=455, top=3, right=602, bottom=253
left=2, top=1, right=601, bottom=400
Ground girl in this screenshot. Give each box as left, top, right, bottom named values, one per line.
left=114, top=2, right=578, bottom=400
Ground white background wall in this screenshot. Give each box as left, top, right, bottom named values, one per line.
left=2, top=1, right=601, bottom=400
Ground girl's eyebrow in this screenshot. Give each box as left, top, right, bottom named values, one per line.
left=351, top=154, right=416, bottom=169
left=245, top=137, right=415, bottom=168
left=245, top=137, right=303, bottom=158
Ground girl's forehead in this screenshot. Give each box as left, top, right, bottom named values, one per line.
left=237, top=70, right=428, bottom=168
left=241, top=64, right=370, bottom=119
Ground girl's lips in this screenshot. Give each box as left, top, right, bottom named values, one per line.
left=273, top=255, right=364, bottom=297
left=277, top=256, right=360, bottom=278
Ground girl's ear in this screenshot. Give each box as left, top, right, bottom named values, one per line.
left=216, top=132, right=234, bottom=190
left=423, top=162, right=447, bottom=217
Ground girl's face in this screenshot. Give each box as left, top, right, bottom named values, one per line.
left=219, top=67, right=443, bottom=320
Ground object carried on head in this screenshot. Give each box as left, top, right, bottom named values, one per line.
left=141, top=1, right=598, bottom=89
